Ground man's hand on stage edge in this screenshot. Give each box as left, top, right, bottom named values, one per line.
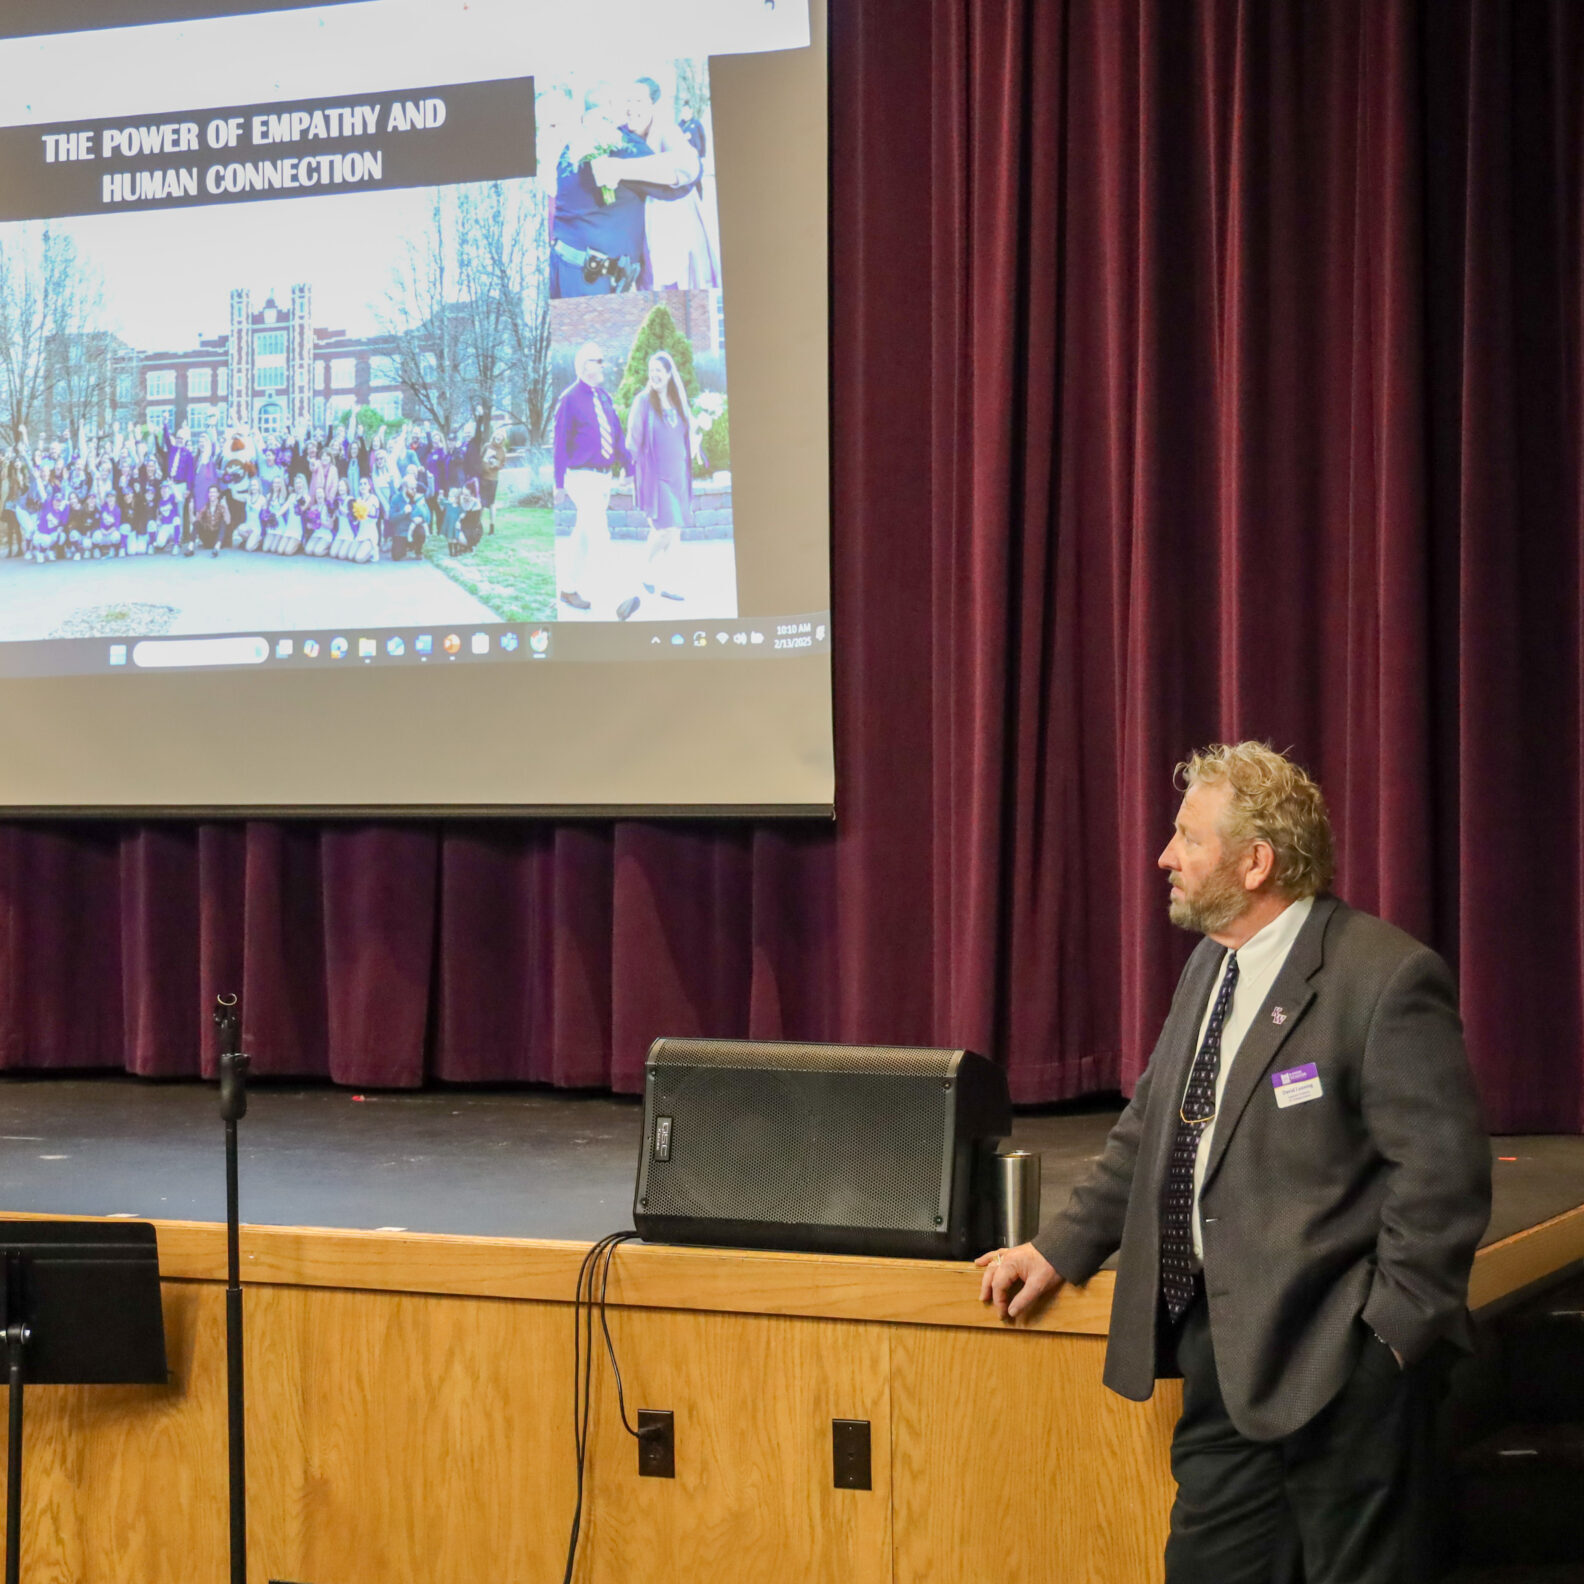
left=975, top=1242, right=1064, bottom=1321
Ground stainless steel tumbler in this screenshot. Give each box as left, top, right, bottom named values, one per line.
left=994, top=1149, right=1042, bottom=1247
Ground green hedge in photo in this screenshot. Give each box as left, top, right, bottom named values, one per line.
left=615, top=304, right=701, bottom=415
left=698, top=396, right=730, bottom=476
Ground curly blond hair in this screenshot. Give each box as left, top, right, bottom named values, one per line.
left=1176, top=742, right=1334, bottom=897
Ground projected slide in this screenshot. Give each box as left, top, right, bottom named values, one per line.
left=0, top=0, right=816, bottom=680
left=0, top=0, right=830, bottom=813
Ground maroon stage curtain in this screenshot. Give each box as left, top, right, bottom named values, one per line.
left=1, top=0, right=1581, bottom=1131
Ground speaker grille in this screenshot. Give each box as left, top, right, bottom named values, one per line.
left=642, top=1066, right=947, bottom=1230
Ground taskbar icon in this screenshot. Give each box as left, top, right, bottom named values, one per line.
left=265, top=629, right=524, bottom=662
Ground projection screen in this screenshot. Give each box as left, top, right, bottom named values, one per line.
left=0, top=0, right=831, bottom=815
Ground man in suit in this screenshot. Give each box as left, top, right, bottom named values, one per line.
left=979, top=742, right=1490, bottom=1582
left=552, top=343, right=638, bottom=620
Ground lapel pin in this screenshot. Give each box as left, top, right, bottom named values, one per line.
left=1271, top=1007, right=1287, bottom=1025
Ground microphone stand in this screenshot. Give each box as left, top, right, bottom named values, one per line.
left=214, top=993, right=249, bottom=1584
left=5, top=1253, right=28, bottom=1584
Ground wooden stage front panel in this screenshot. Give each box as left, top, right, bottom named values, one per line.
left=0, top=1208, right=1580, bottom=1584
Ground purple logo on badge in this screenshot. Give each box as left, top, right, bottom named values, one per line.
left=1271, top=1006, right=1287, bottom=1025
left=1273, top=1062, right=1318, bottom=1087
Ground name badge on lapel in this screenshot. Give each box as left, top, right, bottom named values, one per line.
left=1272, top=1062, right=1323, bottom=1109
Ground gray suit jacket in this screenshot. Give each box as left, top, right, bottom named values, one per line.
left=1034, top=895, right=1491, bottom=1441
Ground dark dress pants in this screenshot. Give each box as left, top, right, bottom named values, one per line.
left=1164, top=1290, right=1447, bottom=1584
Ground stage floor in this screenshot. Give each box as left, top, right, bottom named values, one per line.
left=0, top=1075, right=1580, bottom=1249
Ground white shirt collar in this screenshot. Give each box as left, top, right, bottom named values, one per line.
left=1225, top=892, right=1314, bottom=978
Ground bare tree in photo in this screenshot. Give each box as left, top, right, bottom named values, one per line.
left=376, top=192, right=473, bottom=435
left=47, top=235, right=120, bottom=442
left=671, top=57, right=710, bottom=123
left=461, top=181, right=553, bottom=443
left=0, top=225, right=125, bottom=446
left=0, top=226, right=63, bottom=445
left=453, top=184, right=511, bottom=428
left=375, top=181, right=552, bottom=444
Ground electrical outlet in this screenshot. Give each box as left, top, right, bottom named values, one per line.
left=833, top=1419, right=871, bottom=1490
left=638, top=1408, right=674, bottom=1478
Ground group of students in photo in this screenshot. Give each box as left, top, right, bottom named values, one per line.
left=0, top=410, right=509, bottom=568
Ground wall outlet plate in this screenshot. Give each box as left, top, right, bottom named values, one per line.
left=638, top=1408, right=675, bottom=1478
left=833, top=1419, right=871, bottom=1490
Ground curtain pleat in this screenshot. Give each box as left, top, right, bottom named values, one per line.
left=0, top=0, right=1580, bottom=1130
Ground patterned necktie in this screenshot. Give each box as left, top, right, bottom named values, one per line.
left=594, top=393, right=613, bottom=461
left=1160, top=951, right=1239, bottom=1319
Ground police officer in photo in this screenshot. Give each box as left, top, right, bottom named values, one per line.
left=550, top=90, right=649, bottom=298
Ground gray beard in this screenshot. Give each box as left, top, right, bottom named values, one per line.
left=1168, top=864, right=1249, bottom=937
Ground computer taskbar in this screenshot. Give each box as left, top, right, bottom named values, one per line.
left=0, top=613, right=833, bottom=678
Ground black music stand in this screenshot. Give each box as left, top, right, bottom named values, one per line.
left=1, top=1221, right=167, bottom=1584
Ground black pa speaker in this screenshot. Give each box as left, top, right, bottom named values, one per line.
left=633, top=1038, right=1013, bottom=1259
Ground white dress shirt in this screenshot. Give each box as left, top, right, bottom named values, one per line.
left=1188, top=893, right=1314, bottom=1259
